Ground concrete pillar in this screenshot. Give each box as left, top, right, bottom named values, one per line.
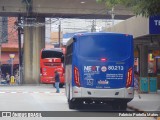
left=40, top=18, right=45, bottom=49
left=24, top=26, right=33, bottom=83
left=139, top=45, right=148, bottom=77
left=23, top=17, right=45, bottom=84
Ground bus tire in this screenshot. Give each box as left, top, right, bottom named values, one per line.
left=69, top=100, right=75, bottom=109
left=68, top=88, right=75, bottom=109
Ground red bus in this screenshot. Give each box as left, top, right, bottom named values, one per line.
left=40, top=48, right=65, bottom=87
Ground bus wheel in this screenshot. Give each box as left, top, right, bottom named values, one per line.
left=68, top=87, right=75, bottom=109
left=68, top=93, right=75, bottom=109
left=69, top=100, right=75, bottom=109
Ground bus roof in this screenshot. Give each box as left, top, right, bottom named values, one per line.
left=42, top=48, right=63, bottom=52
left=66, top=32, right=133, bottom=46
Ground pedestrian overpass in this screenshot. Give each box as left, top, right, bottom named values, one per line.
left=0, top=0, right=133, bottom=19
left=0, top=0, right=134, bottom=84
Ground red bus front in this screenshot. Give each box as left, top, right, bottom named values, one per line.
left=40, top=49, right=65, bottom=87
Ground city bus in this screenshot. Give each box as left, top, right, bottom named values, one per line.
left=65, top=32, right=134, bottom=110
left=40, top=48, right=65, bottom=87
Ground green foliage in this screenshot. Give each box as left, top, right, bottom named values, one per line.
left=97, top=0, right=160, bottom=17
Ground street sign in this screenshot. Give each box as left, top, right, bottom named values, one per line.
left=149, top=16, right=160, bottom=34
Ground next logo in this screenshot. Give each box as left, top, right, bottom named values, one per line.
left=84, top=66, right=100, bottom=72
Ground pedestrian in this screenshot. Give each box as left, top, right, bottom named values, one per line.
left=14, top=72, right=19, bottom=84
left=6, top=73, right=10, bottom=84
left=134, top=71, right=141, bottom=99
left=54, top=70, right=60, bottom=93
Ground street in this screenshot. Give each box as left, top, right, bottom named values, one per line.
left=0, top=85, right=155, bottom=120
left=0, top=85, right=69, bottom=111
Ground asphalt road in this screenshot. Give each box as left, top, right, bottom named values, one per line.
left=0, top=84, right=155, bottom=120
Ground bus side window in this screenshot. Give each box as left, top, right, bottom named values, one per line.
left=66, top=43, right=73, bottom=65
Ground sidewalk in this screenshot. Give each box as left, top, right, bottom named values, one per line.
left=128, top=90, right=160, bottom=111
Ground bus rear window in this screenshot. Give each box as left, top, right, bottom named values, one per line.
left=78, top=35, right=131, bottom=60
left=42, top=51, right=64, bottom=62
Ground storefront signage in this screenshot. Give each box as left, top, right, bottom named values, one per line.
left=149, top=16, right=160, bottom=34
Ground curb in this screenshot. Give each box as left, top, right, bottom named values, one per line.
left=127, top=105, right=144, bottom=112
left=127, top=105, right=158, bottom=120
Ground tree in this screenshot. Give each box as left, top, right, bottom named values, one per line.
left=96, top=0, right=160, bottom=17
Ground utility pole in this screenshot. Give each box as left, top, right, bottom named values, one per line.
left=0, top=42, right=1, bottom=74
left=0, top=17, right=2, bottom=71
left=50, top=18, right=51, bottom=33
left=111, top=7, right=115, bottom=26
left=91, top=20, right=96, bottom=32
left=58, top=19, right=61, bottom=48
left=18, top=16, right=22, bottom=84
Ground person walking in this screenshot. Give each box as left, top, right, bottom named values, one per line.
left=14, top=72, right=19, bottom=84
left=6, top=73, right=10, bottom=84
left=134, top=71, right=141, bottom=99
left=54, top=70, right=60, bottom=93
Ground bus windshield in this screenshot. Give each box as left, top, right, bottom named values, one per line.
left=78, top=35, right=131, bottom=60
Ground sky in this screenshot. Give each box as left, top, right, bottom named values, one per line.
left=45, top=18, right=124, bottom=45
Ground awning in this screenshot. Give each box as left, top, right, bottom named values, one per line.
left=1, top=52, right=19, bottom=64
